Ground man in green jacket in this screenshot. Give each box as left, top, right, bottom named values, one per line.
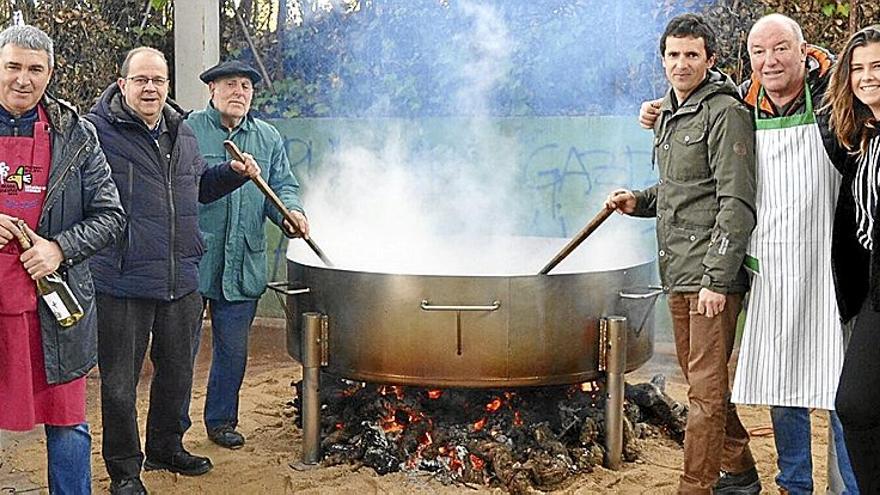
left=605, top=14, right=758, bottom=495
left=185, top=60, right=309, bottom=449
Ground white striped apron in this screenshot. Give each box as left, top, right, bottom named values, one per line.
left=731, top=85, right=844, bottom=410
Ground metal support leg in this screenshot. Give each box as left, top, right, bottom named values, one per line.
left=297, top=312, right=327, bottom=468
left=601, top=316, right=627, bottom=470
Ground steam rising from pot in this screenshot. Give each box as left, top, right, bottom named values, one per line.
left=286, top=0, right=665, bottom=274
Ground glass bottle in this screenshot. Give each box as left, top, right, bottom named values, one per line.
left=14, top=220, right=84, bottom=327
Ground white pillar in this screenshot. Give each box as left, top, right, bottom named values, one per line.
left=174, top=0, right=220, bottom=111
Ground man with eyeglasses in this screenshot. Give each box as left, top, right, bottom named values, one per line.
left=86, top=47, right=261, bottom=495
left=180, top=60, right=308, bottom=451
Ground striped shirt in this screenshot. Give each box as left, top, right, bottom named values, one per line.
left=853, top=134, right=880, bottom=251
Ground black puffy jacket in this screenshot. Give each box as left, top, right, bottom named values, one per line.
left=86, top=84, right=246, bottom=301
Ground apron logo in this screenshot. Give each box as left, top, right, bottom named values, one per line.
left=733, top=141, right=749, bottom=157
left=5, top=166, right=33, bottom=191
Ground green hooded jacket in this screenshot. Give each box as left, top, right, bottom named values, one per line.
left=633, top=69, right=756, bottom=294
left=187, top=104, right=304, bottom=301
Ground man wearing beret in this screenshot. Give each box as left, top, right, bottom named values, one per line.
left=184, top=60, right=309, bottom=449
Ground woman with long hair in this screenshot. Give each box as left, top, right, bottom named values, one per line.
left=826, top=24, right=880, bottom=492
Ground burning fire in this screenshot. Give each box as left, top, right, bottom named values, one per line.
left=438, top=446, right=465, bottom=473
left=571, top=380, right=602, bottom=407
left=380, top=408, right=406, bottom=433
left=378, top=385, right=405, bottom=400
left=485, top=397, right=503, bottom=413
left=379, top=403, right=432, bottom=434
left=471, top=393, right=525, bottom=432
left=300, top=375, right=689, bottom=491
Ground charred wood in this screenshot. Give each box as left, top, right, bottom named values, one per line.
left=291, top=373, right=684, bottom=492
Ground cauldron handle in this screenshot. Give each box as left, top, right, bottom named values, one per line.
left=267, top=281, right=311, bottom=296
left=420, top=300, right=501, bottom=312
left=617, top=286, right=664, bottom=337
left=618, top=286, right=664, bottom=300
left=267, top=281, right=311, bottom=325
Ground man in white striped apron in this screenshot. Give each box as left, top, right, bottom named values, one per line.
left=608, top=14, right=760, bottom=494
left=732, top=14, right=859, bottom=494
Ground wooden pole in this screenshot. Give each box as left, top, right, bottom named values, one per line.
left=849, top=0, right=860, bottom=36
left=233, top=4, right=276, bottom=94
left=539, top=206, right=614, bottom=275
left=223, top=140, right=333, bottom=267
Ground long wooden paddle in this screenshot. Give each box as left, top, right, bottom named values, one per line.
left=539, top=206, right=614, bottom=275
left=223, top=140, right=333, bottom=267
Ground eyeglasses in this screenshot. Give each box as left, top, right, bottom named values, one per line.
left=126, top=76, right=168, bottom=87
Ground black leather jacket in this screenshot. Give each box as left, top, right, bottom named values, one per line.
left=36, top=94, right=125, bottom=384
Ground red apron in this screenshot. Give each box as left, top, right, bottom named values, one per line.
left=0, top=106, right=86, bottom=431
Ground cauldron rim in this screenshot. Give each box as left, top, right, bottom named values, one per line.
left=286, top=233, right=655, bottom=277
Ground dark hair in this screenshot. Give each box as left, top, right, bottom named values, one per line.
left=660, top=13, right=717, bottom=59
left=825, top=25, right=880, bottom=155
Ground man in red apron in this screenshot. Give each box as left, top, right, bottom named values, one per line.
left=0, top=25, right=125, bottom=494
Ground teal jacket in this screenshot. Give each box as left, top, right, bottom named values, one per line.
left=187, top=104, right=304, bottom=301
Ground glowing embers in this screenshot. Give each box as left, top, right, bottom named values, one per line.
left=473, top=392, right=520, bottom=432
left=291, top=374, right=687, bottom=492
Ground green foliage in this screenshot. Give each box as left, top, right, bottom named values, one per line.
left=708, top=0, right=880, bottom=83
left=0, top=0, right=174, bottom=112
left=821, top=1, right=850, bottom=18
left=760, top=0, right=879, bottom=54
left=0, top=0, right=877, bottom=114
left=228, top=1, right=704, bottom=117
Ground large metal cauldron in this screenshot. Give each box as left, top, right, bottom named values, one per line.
left=281, top=235, right=660, bottom=388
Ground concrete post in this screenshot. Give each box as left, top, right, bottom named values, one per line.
left=173, top=0, right=219, bottom=111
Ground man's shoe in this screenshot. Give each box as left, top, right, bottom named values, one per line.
left=714, top=466, right=761, bottom=494
left=109, top=478, right=148, bottom=495
left=208, top=426, right=245, bottom=450
left=144, top=449, right=213, bottom=476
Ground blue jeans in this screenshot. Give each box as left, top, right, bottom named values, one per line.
left=771, top=406, right=859, bottom=494
left=196, top=297, right=259, bottom=432
left=45, top=422, right=91, bottom=494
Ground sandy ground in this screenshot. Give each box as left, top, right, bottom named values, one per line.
left=1, top=324, right=837, bottom=494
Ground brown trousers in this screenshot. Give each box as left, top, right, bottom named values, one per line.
left=667, top=292, right=755, bottom=495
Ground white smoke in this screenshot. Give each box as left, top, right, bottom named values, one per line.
left=291, top=1, right=654, bottom=275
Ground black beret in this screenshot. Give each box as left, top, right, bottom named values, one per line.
left=199, top=60, right=262, bottom=84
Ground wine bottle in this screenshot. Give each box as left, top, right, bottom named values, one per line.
left=14, top=220, right=84, bottom=328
